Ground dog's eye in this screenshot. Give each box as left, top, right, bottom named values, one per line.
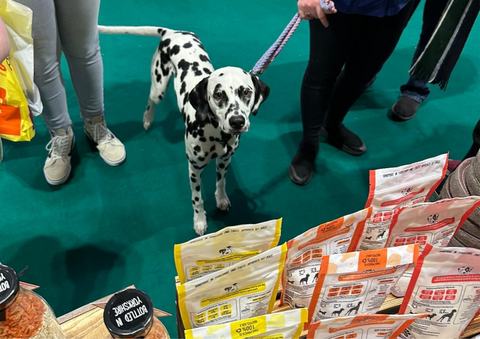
left=243, top=89, right=252, bottom=98
left=213, top=92, right=223, bottom=100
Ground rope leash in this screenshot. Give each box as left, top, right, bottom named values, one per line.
left=250, top=0, right=335, bottom=76
left=250, top=13, right=302, bottom=76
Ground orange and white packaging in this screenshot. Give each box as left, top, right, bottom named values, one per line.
left=398, top=244, right=480, bottom=339
left=281, top=207, right=372, bottom=309
left=386, top=197, right=480, bottom=297
left=358, top=154, right=448, bottom=251
left=307, top=314, right=428, bottom=339
left=309, top=244, right=419, bottom=324
left=177, top=244, right=287, bottom=330
left=184, top=308, right=308, bottom=339
left=174, top=219, right=281, bottom=283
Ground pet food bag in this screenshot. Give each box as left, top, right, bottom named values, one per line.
left=175, top=219, right=282, bottom=284
left=387, top=197, right=480, bottom=298
left=184, top=308, right=308, bottom=339
left=177, top=244, right=287, bottom=330
left=307, top=314, right=428, bottom=339
left=309, top=244, right=419, bottom=324
left=281, top=207, right=372, bottom=309
left=358, top=154, right=448, bottom=251
left=398, top=244, right=480, bottom=339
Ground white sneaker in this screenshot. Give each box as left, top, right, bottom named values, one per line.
left=84, top=116, right=126, bottom=166
left=44, top=126, right=75, bottom=185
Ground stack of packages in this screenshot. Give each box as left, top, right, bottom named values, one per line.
left=175, top=219, right=309, bottom=339
left=439, top=150, right=480, bottom=249
left=174, top=153, right=480, bottom=339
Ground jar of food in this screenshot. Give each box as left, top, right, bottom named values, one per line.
left=104, top=288, right=170, bottom=339
left=0, top=264, right=66, bottom=339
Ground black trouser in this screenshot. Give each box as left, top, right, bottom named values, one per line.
left=465, top=119, right=480, bottom=160
left=301, top=0, right=418, bottom=152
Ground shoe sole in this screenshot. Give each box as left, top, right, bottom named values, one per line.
left=289, top=164, right=312, bottom=186
left=322, top=127, right=367, bottom=156
left=85, top=132, right=126, bottom=166
left=390, top=103, right=415, bottom=121
left=44, top=167, right=72, bottom=186
left=340, top=143, right=367, bottom=156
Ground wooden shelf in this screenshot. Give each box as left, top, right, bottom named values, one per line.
left=58, top=286, right=135, bottom=339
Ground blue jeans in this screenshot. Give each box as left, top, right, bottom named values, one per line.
left=400, top=0, right=450, bottom=103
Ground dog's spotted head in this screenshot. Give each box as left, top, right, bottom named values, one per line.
left=188, top=67, right=270, bottom=135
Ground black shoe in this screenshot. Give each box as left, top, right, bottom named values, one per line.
left=289, top=144, right=317, bottom=186
left=391, top=96, right=420, bottom=121
left=326, top=124, right=366, bottom=156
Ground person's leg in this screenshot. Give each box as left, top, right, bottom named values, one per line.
left=15, top=0, right=71, bottom=130
left=324, top=0, right=417, bottom=152
left=54, top=0, right=103, bottom=120
left=15, top=0, right=75, bottom=185
left=393, top=0, right=450, bottom=119
left=54, top=0, right=126, bottom=166
left=289, top=13, right=355, bottom=185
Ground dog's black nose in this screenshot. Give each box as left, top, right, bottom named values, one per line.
left=229, top=115, right=245, bottom=130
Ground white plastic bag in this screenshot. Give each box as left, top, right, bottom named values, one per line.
left=177, top=244, right=287, bottom=330
left=398, top=244, right=480, bottom=339
left=281, top=208, right=372, bottom=309
left=174, top=219, right=282, bottom=284
left=358, top=153, right=448, bottom=251
left=184, top=308, right=308, bottom=339
left=0, top=0, right=43, bottom=115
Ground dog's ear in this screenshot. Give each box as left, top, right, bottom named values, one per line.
left=250, top=74, right=270, bottom=116
left=189, top=77, right=213, bottom=121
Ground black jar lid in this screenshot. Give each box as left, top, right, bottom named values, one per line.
left=104, top=288, right=154, bottom=338
left=0, top=264, right=19, bottom=310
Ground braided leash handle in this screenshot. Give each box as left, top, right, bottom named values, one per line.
left=250, top=0, right=335, bottom=76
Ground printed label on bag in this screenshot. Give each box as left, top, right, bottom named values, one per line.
left=175, top=219, right=282, bottom=283
left=399, top=245, right=480, bottom=339
left=309, top=244, right=419, bottom=324
left=282, top=208, right=371, bottom=310
left=358, top=154, right=448, bottom=251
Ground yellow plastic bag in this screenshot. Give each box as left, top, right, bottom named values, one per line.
left=0, top=57, right=35, bottom=141
left=0, top=0, right=42, bottom=115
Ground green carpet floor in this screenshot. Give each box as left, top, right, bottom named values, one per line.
left=1, top=0, right=479, bottom=336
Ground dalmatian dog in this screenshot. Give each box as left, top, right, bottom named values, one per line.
left=98, top=25, right=270, bottom=235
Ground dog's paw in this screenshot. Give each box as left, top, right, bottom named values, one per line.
left=143, top=110, right=154, bottom=131
left=194, top=212, right=208, bottom=236
left=216, top=195, right=231, bottom=211
left=194, top=220, right=208, bottom=236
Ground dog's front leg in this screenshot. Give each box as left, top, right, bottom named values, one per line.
left=189, top=163, right=207, bottom=235
left=215, top=157, right=232, bottom=211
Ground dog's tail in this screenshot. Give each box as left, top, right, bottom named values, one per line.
left=98, top=25, right=174, bottom=38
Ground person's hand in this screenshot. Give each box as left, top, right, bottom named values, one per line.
left=298, top=0, right=337, bottom=27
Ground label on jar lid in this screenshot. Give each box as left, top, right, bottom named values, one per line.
left=104, top=288, right=154, bottom=338
left=0, top=264, right=19, bottom=309
left=0, top=264, right=19, bottom=322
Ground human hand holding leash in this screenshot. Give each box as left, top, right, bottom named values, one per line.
left=298, top=0, right=337, bottom=27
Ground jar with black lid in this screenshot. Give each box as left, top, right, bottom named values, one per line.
left=104, top=288, right=170, bottom=339
left=0, top=264, right=66, bottom=339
